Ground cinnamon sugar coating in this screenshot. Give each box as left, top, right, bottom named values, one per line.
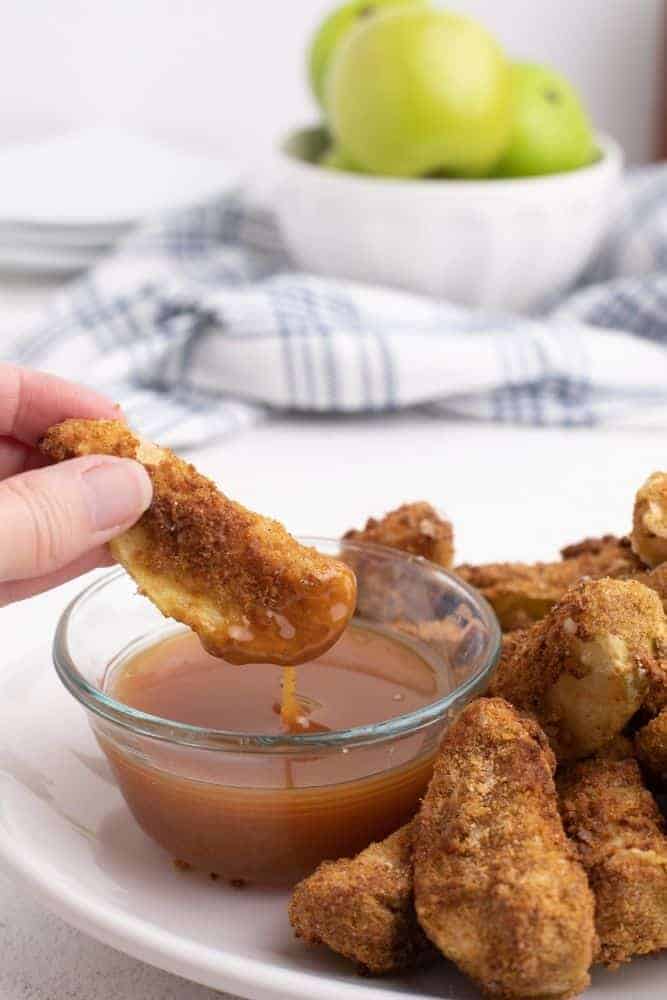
left=289, top=822, right=433, bottom=975
left=414, top=698, right=596, bottom=999
left=457, top=536, right=641, bottom=632
left=632, top=472, right=667, bottom=568
left=344, top=502, right=454, bottom=568
left=40, top=419, right=356, bottom=665
left=489, top=579, right=664, bottom=759
left=558, top=746, right=667, bottom=967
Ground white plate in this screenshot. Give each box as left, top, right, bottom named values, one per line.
left=0, top=589, right=663, bottom=1000
left=0, top=244, right=106, bottom=275
left=0, top=225, right=125, bottom=249
left=0, top=128, right=240, bottom=227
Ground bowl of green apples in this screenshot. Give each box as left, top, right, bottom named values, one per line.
left=276, top=2, right=623, bottom=311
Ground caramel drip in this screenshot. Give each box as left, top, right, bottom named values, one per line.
left=280, top=666, right=301, bottom=732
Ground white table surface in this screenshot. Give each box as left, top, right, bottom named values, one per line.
left=1, top=277, right=665, bottom=999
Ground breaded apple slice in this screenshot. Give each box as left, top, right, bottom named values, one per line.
left=636, top=709, right=667, bottom=782
left=289, top=821, right=433, bottom=975
left=558, top=744, right=667, bottom=968
left=414, top=698, right=596, bottom=1000
left=457, top=535, right=642, bottom=632
left=40, top=419, right=356, bottom=665
left=628, top=561, right=667, bottom=615
left=344, top=502, right=454, bottom=568
left=489, top=578, right=662, bottom=760
left=343, top=502, right=455, bottom=626
left=632, top=471, right=667, bottom=568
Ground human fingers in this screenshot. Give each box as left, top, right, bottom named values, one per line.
left=0, top=437, right=48, bottom=479
left=0, top=363, right=121, bottom=447
left=0, top=455, right=152, bottom=583
left=0, top=546, right=114, bottom=606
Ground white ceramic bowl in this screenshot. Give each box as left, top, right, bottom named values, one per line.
left=275, top=127, right=623, bottom=312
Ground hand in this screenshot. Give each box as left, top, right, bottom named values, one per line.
left=0, top=364, right=152, bottom=606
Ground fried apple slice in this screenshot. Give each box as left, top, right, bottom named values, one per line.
left=558, top=744, right=667, bottom=968
left=632, top=472, right=667, bottom=568
left=489, top=578, right=663, bottom=760
left=414, top=698, right=596, bottom=1000
left=343, top=502, right=455, bottom=625
left=343, top=502, right=454, bottom=568
left=289, top=821, right=433, bottom=975
left=456, top=536, right=642, bottom=632
left=40, top=419, right=356, bottom=665
left=636, top=709, right=667, bottom=783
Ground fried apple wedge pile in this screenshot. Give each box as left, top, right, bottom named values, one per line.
left=290, top=699, right=667, bottom=996
left=455, top=470, right=667, bottom=633
left=291, top=699, right=598, bottom=999
left=289, top=478, right=667, bottom=997
left=40, top=419, right=356, bottom=665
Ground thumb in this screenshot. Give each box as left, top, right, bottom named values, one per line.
left=0, top=455, right=152, bottom=582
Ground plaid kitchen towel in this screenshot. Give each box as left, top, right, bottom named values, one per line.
left=6, top=166, right=667, bottom=448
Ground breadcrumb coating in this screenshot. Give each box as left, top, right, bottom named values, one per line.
left=558, top=747, right=667, bottom=968
left=560, top=534, right=634, bottom=561
left=619, top=564, right=667, bottom=714
left=414, top=698, right=596, bottom=1000
left=342, top=503, right=454, bottom=626
left=456, top=536, right=641, bottom=632
left=40, top=419, right=356, bottom=665
left=595, top=733, right=636, bottom=761
left=641, top=655, right=667, bottom=717
left=288, top=822, right=433, bottom=975
left=489, top=579, right=663, bottom=760
left=632, top=472, right=667, bottom=568
left=636, top=709, right=667, bottom=782
left=633, top=561, right=667, bottom=615
left=343, top=502, right=454, bottom=568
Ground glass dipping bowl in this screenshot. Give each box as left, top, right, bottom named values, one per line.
left=53, top=538, right=501, bottom=886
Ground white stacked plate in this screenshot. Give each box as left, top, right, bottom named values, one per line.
left=0, top=128, right=240, bottom=275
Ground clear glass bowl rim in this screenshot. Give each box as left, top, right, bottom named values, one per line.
left=52, top=537, right=501, bottom=754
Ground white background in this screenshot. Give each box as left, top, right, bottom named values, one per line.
left=0, top=0, right=661, bottom=164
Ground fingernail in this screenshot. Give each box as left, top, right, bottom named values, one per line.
left=82, top=459, right=153, bottom=532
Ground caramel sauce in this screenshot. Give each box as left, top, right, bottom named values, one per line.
left=110, top=626, right=436, bottom=734
left=279, top=666, right=303, bottom=732
left=100, top=625, right=444, bottom=884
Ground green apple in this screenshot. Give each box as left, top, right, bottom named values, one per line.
left=318, top=145, right=367, bottom=172
left=327, top=8, right=512, bottom=178
left=308, top=0, right=425, bottom=110
left=495, top=62, right=597, bottom=177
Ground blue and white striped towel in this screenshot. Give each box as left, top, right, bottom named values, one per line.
left=7, top=166, right=667, bottom=448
